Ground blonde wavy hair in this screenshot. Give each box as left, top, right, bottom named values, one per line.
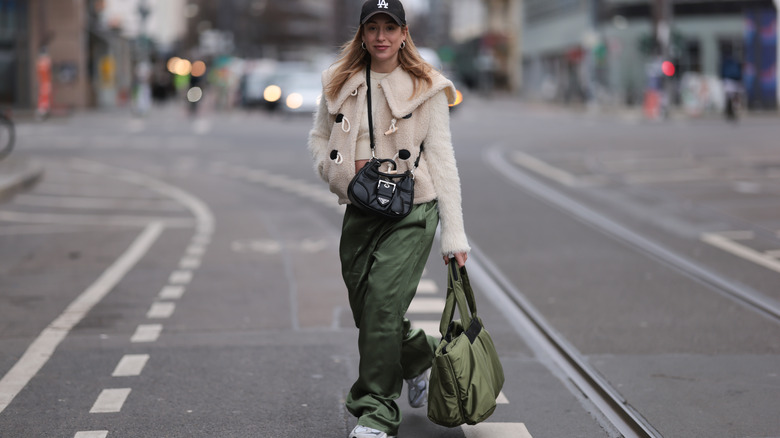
left=325, top=24, right=434, bottom=102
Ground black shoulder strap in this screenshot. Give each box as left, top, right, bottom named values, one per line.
left=365, top=64, right=424, bottom=169
left=365, top=65, right=375, bottom=152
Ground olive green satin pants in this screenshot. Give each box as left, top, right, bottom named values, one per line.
left=340, top=201, right=440, bottom=435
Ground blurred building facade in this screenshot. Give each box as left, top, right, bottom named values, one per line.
left=181, top=0, right=335, bottom=60
left=0, top=0, right=189, bottom=111
left=521, top=0, right=778, bottom=110
left=1, top=0, right=94, bottom=110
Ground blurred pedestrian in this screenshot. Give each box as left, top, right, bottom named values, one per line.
left=720, top=54, right=743, bottom=121
left=307, top=1, right=470, bottom=437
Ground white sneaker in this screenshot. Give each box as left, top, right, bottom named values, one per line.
left=349, top=425, right=396, bottom=438
left=406, top=368, right=430, bottom=408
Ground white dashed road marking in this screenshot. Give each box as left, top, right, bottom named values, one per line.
left=416, top=279, right=438, bottom=294
left=112, top=355, right=150, bottom=377
left=410, top=320, right=441, bottom=336
left=407, top=298, right=446, bottom=314
left=89, top=388, right=132, bottom=413
left=0, top=223, right=164, bottom=414
left=159, top=285, right=186, bottom=300
left=130, top=324, right=163, bottom=343
left=701, top=232, right=780, bottom=274
left=0, top=211, right=193, bottom=228
left=146, top=302, right=176, bottom=319
left=74, top=431, right=108, bottom=438
left=168, top=270, right=193, bottom=285
left=186, top=244, right=206, bottom=256
left=179, top=256, right=201, bottom=269
left=12, top=194, right=185, bottom=212
left=462, top=422, right=533, bottom=438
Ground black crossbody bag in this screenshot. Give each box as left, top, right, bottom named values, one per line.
left=347, top=64, right=423, bottom=220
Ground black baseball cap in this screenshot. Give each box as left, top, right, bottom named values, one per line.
left=360, top=0, right=406, bottom=26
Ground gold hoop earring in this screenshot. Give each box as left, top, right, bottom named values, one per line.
left=400, top=41, right=406, bottom=50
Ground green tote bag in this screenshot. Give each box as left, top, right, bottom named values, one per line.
left=427, top=261, right=505, bottom=427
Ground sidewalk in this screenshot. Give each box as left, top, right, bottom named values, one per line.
left=0, top=156, right=44, bottom=202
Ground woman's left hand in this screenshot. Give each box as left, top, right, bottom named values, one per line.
left=443, top=252, right=468, bottom=268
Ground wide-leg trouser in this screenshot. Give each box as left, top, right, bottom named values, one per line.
left=340, top=201, right=440, bottom=435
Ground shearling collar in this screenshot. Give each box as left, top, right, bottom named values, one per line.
left=323, top=64, right=457, bottom=118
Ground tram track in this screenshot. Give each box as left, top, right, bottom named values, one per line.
left=484, top=146, right=780, bottom=324
left=468, top=146, right=780, bottom=437
left=469, top=248, right=662, bottom=438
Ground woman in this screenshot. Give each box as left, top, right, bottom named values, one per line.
left=308, top=1, right=469, bottom=437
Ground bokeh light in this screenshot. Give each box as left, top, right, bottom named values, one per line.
left=662, top=61, right=675, bottom=77
left=187, top=86, right=203, bottom=102
left=286, top=93, right=303, bottom=109
left=264, top=85, right=282, bottom=102
left=191, top=61, right=207, bottom=78
left=449, top=89, right=464, bottom=107
left=166, top=57, right=181, bottom=74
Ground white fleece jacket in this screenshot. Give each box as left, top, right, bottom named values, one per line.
left=308, top=65, right=470, bottom=256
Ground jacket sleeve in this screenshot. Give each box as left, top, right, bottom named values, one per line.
left=423, top=91, right=471, bottom=256
left=308, top=93, right=334, bottom=182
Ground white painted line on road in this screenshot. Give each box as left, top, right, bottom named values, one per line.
left=0, top=211, right=194, bottom=228
left=511, top=151, right=598, bottom=188
left=407, top=298, right=446, bottom=314
left=623, top=168, right=715, bottom=184
left=489, top=145, right=780, bottom=322
left=179, top=256, right=201, bottom=269
left=159, top=285, right=186, bottom=300
left=168, top=270, right=193, bottom=285
left=496, top=391, right=509, bottom=404
left=231, top=239, right=282, bottom=254
left=69, top=158, right=216, bottom=241
left=711, top=230, right=754, bottom=240
left=0, top=222, right=163, bottom=415
left=416, top=279, right=438, bottom=294
left=131, top=324, right=163, bottom=343
left=12, top=194, right=185, bottom=212
left=186, top=244, right=206, bottom=256
left=765, top=250, right=780, bottom=259
left=300, top=239, right=328, bottom=253
left=701, top=232, right=780, bottom=274
left=146, top=302, right=176, bottom=319
left=411, top=320, right=441, bottom=336
left=112, top=354, right=150, bottom=377
left=0, top=224, right=85, bottom=235
left=89, top=388, right=132, bottom=413
left=74, top=431, right=108, bottom=438
left=462, top=422, right=532, bottom=438
left=192, top=233, right=211, bottom=245
left=511, top=151, right=577, bottom=187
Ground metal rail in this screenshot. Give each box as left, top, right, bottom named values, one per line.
left=474, top=146, right=780, bottom=436
left=485, top=146, right=780, bottom=324
left=469, top=247, right=662, bottom=438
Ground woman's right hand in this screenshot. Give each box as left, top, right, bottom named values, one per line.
left=443, top=252, right=468, bottom=268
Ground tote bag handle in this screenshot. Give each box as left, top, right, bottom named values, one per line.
left=439, top=260, right=479, bottom=338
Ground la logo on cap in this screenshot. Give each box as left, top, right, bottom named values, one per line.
left=377, top=0, right=389, bottom=8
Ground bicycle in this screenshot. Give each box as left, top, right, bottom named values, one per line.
left=0, top=109, right=15, bottom=161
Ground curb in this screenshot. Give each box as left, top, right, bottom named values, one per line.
left=0, top=158, right=45, bottom=203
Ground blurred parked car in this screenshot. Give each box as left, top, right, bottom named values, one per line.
left=263, top=70, right=322, bottom=114
left=238, top=59, right=278, bottom=109
left=239, top=70, right=273, bottom=108
left=418, top=47, right=464, bottom=110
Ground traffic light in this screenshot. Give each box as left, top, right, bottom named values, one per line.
left=662, top=61, right=675, bottom=77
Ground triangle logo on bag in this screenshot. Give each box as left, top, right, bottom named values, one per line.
left=378, top=197, right=390, bottom=206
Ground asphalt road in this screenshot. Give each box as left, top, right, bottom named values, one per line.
left=1, top=95, right=779, bottom=438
